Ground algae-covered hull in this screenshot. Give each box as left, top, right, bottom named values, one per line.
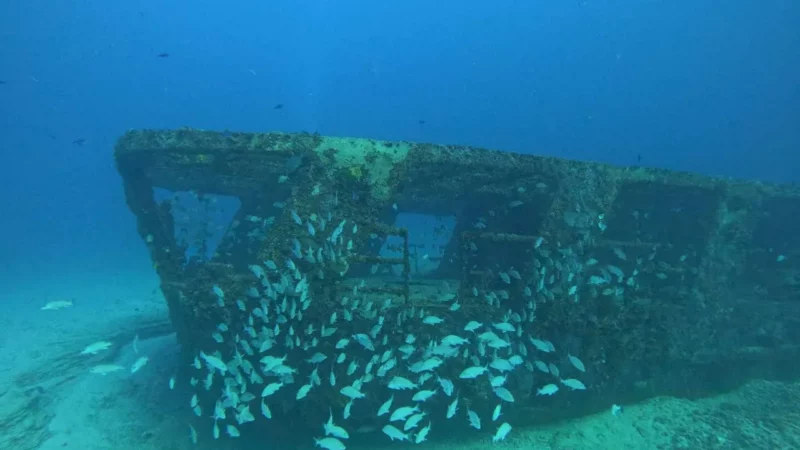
left=114, top=128, right=800, bottom=440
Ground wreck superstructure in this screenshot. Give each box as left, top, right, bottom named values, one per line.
left=115, top=128, right=800, bottom=436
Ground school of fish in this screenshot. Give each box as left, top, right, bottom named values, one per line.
left=169, top=201, right=662, bottom=449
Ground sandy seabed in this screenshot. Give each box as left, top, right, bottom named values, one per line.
left=1, top=271, right=799, bottom=450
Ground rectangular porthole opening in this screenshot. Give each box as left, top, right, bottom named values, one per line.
left=747, top=197, right=800, bottom=302
left=153, top=188, right=242, bottom=263
left=374, top=212, right=458, bottom=277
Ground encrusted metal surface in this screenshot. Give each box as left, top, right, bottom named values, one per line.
left=115, top=127, right=800, bottom=435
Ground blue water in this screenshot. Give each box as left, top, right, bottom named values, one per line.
left=0, top=2, right=798, bottom=448
left=1, top=1, right=798, bottom=282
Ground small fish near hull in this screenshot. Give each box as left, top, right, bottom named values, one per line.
left=81, top=341, right=112, bottom=355
left=41, top=300, right=74, bottom=310
left=89, top=364, right=124, bottom=375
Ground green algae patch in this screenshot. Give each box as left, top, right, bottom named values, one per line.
left=312, top=136, right=410, bottom=201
